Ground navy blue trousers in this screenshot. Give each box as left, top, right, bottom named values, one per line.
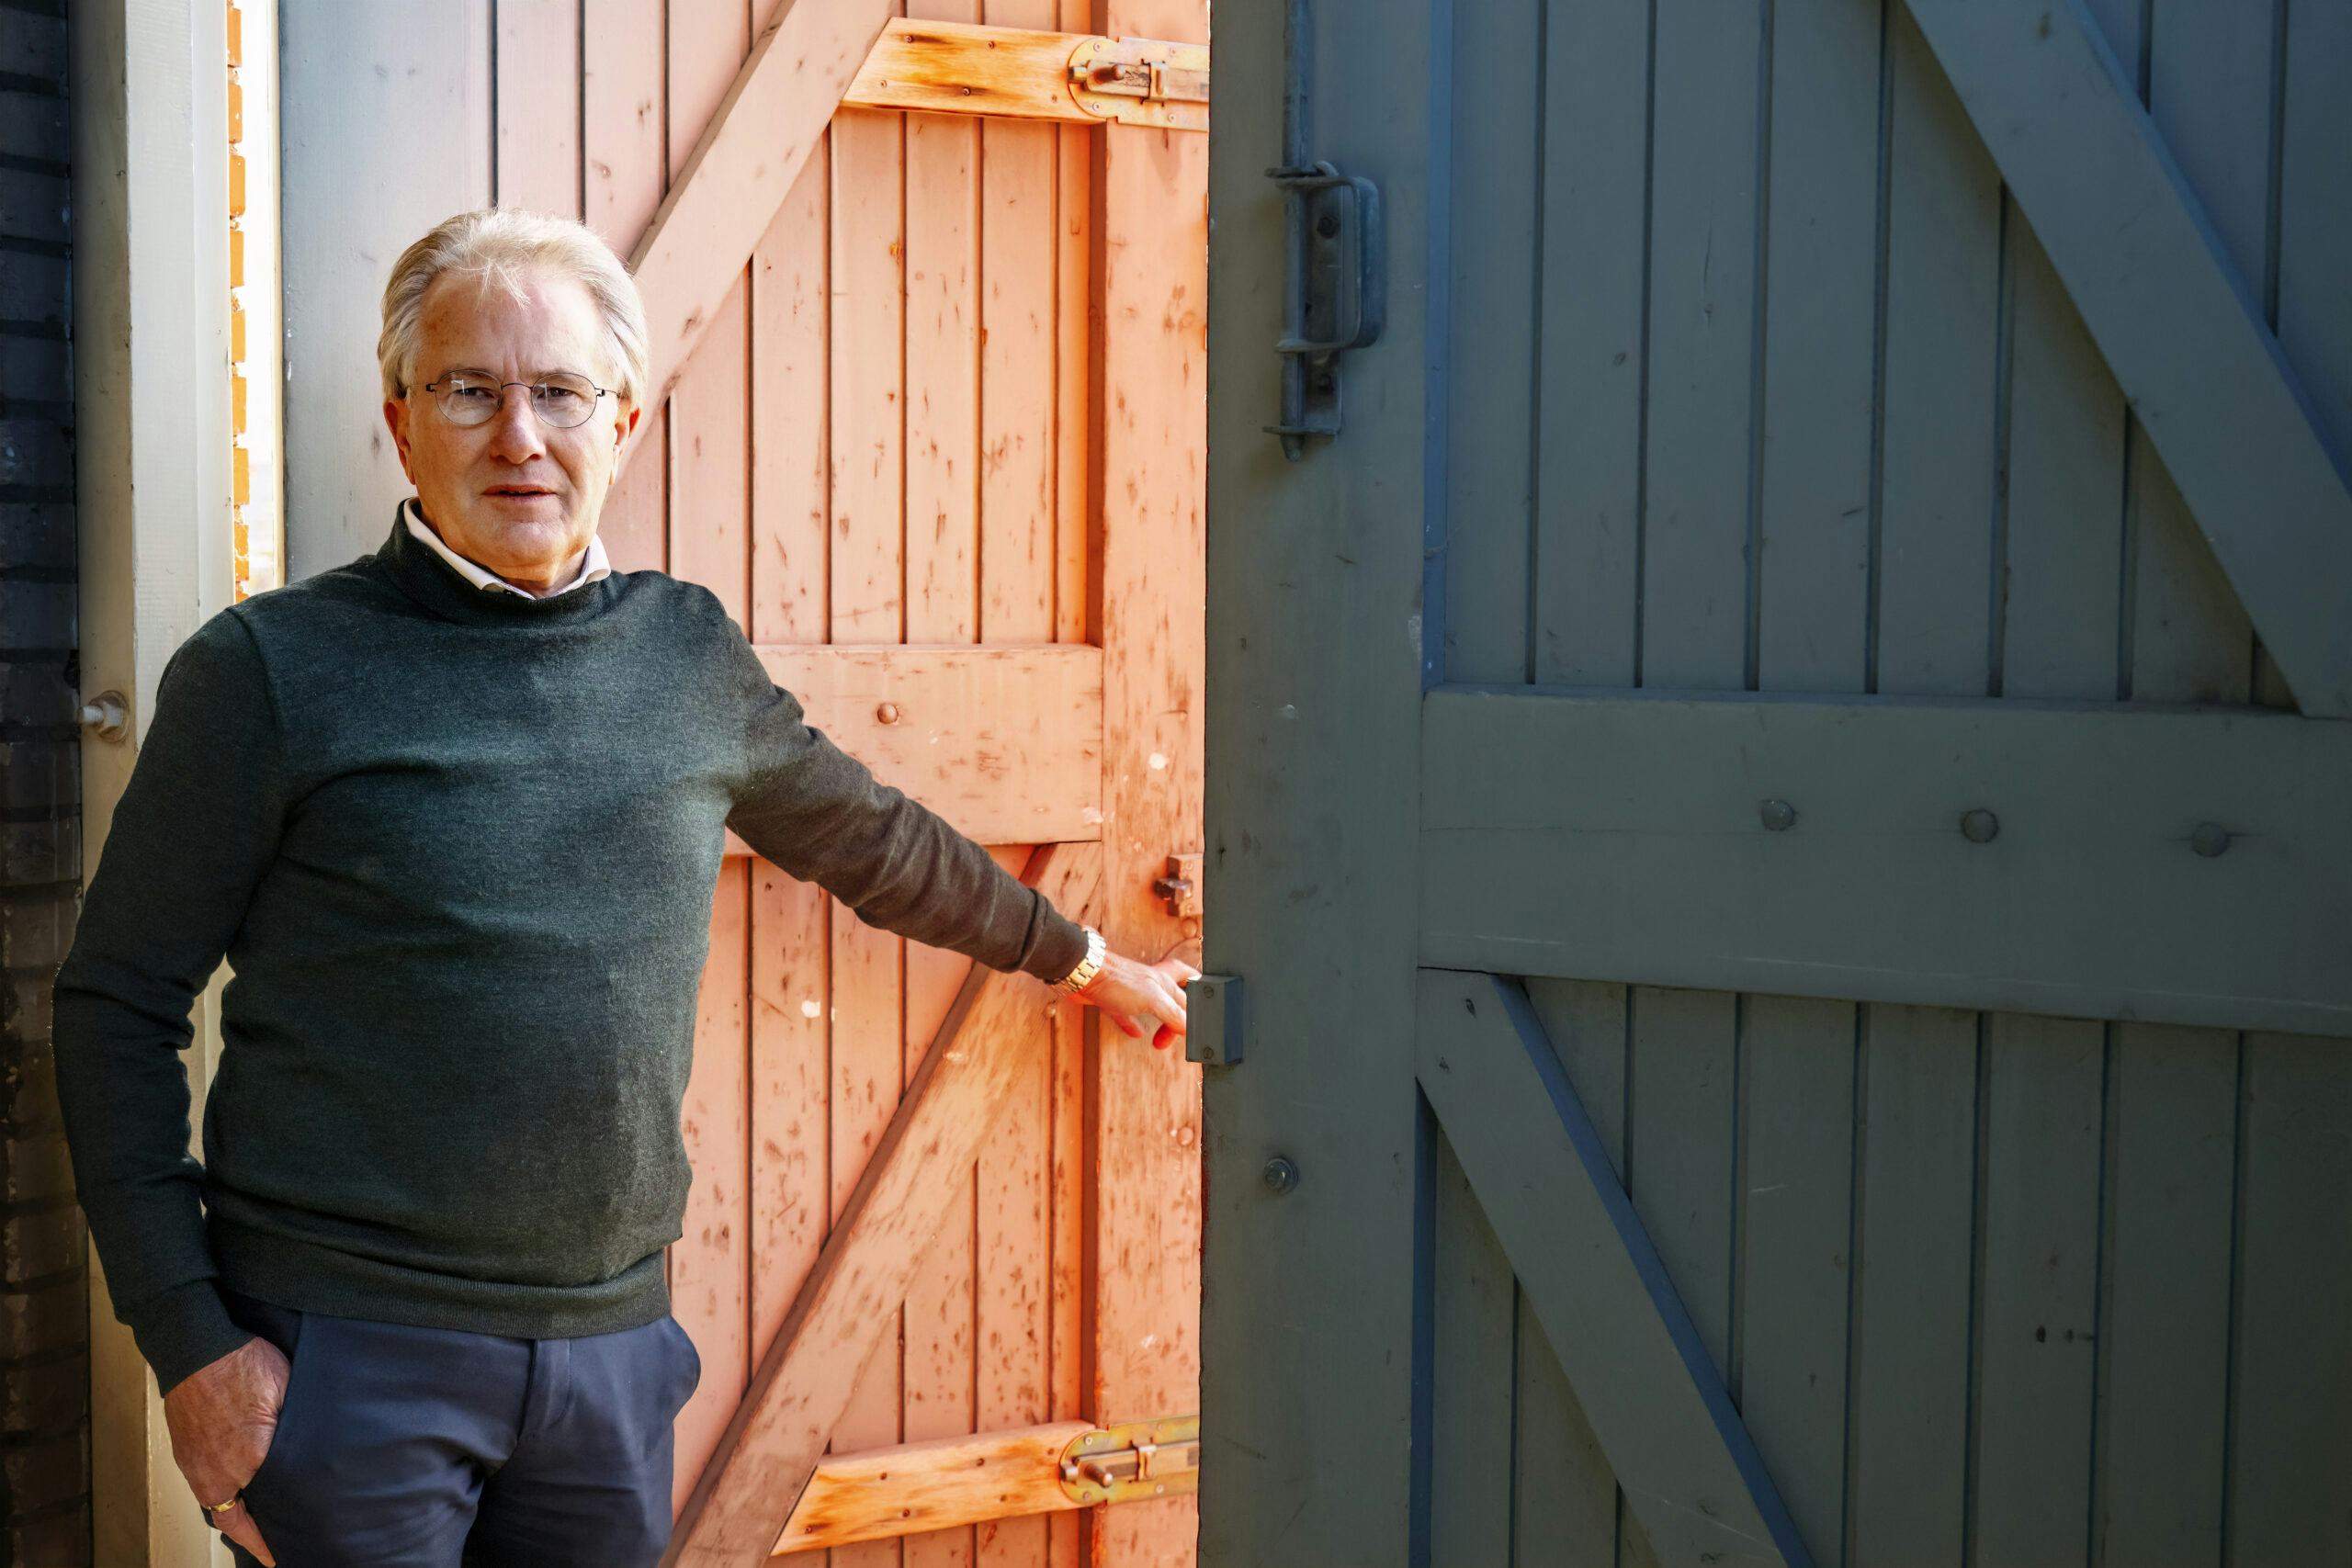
left=218, top=1287, right=701, bottom=1568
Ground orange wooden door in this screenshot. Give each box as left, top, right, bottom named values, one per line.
left=488, top=2, right=1206, bottom=1562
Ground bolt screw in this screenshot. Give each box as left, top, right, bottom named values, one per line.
left=876, top=702, right=901, bottom=725
left=1261, top=1156, right=1299, bottom=1195
left=1960, top=808, right=2000, bottom=844
left=1758, top=798, right=1797, bottom=832
left=2191, top=821, right=2232, bottom=858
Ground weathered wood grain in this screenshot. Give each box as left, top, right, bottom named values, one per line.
left=496, top=0, right=582, bottom=217
left=667, top=846, right=1102, bottom=1566
left=847, top=19, right=1090, bottom=124
left=774, top=1423, right=1095, bottom=1556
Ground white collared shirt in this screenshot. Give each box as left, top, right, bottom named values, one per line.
left=401, top=497, right=612, bottom=601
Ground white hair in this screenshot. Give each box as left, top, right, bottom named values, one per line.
left=377, top=208, right=650, bottom=407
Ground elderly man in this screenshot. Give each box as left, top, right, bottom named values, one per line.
left=53, top=208, right=1194, bottom=1568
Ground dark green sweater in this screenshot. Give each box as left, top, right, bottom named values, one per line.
left=53, top=510, right=1087, bottom=1393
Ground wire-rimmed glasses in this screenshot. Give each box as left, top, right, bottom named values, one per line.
left=419, top=370, right=613, bottom=430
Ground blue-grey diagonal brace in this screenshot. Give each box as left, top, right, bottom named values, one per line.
left=1905, top=0, right=2352, bottom=718
left=1414, top=970, right=1813, bottom=1568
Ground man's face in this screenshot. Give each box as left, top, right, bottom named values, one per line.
left=382, top=266, right=640, bottom=587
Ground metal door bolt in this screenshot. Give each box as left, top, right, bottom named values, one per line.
left=1960, top=808, right=2000, bottom=844
left=2190, top=822, right=2232, bottom=858
left=1758, top=799, right=1797, bottom=832
left=1261, top=1156, right=1299, bottom=1195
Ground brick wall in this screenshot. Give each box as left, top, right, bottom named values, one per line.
left=0, top=2, right=90, bottom=1562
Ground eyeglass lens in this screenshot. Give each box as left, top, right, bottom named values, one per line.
left=434, top=374, right=603, bottom=429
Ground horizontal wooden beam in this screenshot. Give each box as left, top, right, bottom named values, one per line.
left=843, top=19, right=1208, bottom=130
left=666, top=843, right=1105, bottom=1567
left=628, top=0, right=893, bottom=425
left=772, top=1421, right=1093, bottom=1555
left=724, top=644, right=1102, bottom=854
left=1416, top=970, right=1813, bottom=1568
left=1905, top=0, right=2352, bottom=717
left=1419, top=686, right=2352, bottom=1035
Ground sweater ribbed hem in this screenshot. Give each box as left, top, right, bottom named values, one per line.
left=211, top=1221, right=670, bottom=1343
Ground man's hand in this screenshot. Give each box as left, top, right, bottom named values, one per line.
left=1076, top=948, right=1201, bottom=1051
left=163, top=1335, right=288, bottom=1566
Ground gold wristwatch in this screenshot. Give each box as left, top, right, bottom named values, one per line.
left=1052, top=925, right=1107, bottom=995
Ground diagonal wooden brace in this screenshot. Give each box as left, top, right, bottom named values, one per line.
left=628, top=0, right=896, bottom=435
left=664, top=841, right=1102, bottom=1566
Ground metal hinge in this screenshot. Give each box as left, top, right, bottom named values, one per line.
left=1058, top=1416, right=1202, bottom=1506
left=1067, top=36, right=1210, bottom=131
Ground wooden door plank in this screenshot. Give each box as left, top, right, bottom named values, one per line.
left=972, top=15, right=1058, bottom=1562
left=670, top=11, right=761, bottom=1510
left=1415, top=970, right=1813, bottom=1568
left=1638, top=0, right=1765, bottom=692
left=978, top=116, right=1057, bottom=644
left=1970, top=1014, right=2103, bottom=1562
left=1846, top=1005, right=1976, bottom=1566
left=750, top=863, right=831, bottom=1364
left=666, top=845, right=1102, bottom=1566
left=827, top=104, right=912, bottom=1565
left=629, top=0, right=896, bottom=423
left=751, top=130, right=833, bottom=648
left=1531, top=0, right=1646, bottom=688
left=831, top=107, right=909, bottom=644
left=1426, top=1131, right=1516, bottom=1567
left=1049, top=113, right=1090, bottom=649
left=775, top=1422, right=1096, bottom=1555
left=495, top=0, right=582, bottom=216
left=1736, top=996, right=1857, bottom=1558
left=903, top=27, right=986, bottom=1565
left=1439, top=0, right=1540, bottom=684
left=2092, top=1024, right=2235, bottom=1568
left=1092, top=6, right=1206, bottom=1565
left=1753, top=0, right=1880, bottom=694
left=665, top=1, right=756, bottom=626
left=1905, top=0, right=2352, bottom=716
left=1873, top=5, right=2001, bottom=699
left=2227, top=1032, right=2352, bottom=1566
left=583, top=0, right=670, bottom=573
left=676, top=860, right=756, bottom=1513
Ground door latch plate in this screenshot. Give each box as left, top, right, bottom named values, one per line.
left=1058, top=1416, right=1202, bottom=1506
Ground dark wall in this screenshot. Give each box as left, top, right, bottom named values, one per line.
left=0, top=2, right=89, bottom=1563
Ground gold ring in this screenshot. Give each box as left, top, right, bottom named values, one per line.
left=200, top=1494, right=240, bottom=1515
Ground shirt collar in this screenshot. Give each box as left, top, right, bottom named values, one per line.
left=401, top=497, right=612, bottom=601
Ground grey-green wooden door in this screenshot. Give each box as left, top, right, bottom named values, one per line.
left=1201, top=2, right=2352, bottom=1565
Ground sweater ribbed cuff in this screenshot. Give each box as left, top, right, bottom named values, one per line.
left=1023, top=898, right=1091, bottom=985
left=126, top=1279, right=253, bottom=1396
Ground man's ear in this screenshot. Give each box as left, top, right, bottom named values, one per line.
left=382, top=397, right=416, bottom=483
